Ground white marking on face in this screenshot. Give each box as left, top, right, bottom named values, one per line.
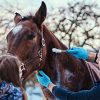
left=12, top=25, right=23, bottom=35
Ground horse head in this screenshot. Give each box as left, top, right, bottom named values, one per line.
left=7, top=1, right=47, bottom=79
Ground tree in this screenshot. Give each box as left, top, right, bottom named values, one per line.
left=0, top=0, right=22, bottom=55
left=46, top=1, right=100, bottom=51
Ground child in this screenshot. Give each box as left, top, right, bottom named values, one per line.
left=0, top=54, right=27, bottom=100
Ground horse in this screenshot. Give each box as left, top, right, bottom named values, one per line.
left=6, top=1, right=95, bottom=99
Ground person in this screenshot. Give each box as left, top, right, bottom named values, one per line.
left=67, top=47, right=98, bottom=63
left=0, top=54, right=27, bottom=100
left=36, top=47, right=100, bottom=100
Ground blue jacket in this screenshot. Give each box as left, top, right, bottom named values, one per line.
left=52, top=82, right=100, bottom=100
left=0, top=81, right=23, bottom=100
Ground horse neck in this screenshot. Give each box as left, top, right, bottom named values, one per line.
left=43, top=25, right=80, bottom=68
left=42, top=25, right=88, bottom=88
left=43, top=25, right=67, bottom=49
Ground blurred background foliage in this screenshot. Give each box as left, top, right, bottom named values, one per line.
left=46, top=2, right=100, bottom=51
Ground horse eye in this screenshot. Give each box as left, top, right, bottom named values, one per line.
left=27, top=33, right=35, bottom=40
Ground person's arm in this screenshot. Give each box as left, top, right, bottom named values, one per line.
left=67, top=47, right=98, bottom=62
left=47, top=83, right=71, bottom=99
left=48, top=83, right=100, bottom=100
left=88, top=52, right=97, bottom=62
left=36, top=70, right=100, bottom=100
left=36, top=71, right=71, bottom=99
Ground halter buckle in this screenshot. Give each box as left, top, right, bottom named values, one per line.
left=42, top=38, right=45, bottom=47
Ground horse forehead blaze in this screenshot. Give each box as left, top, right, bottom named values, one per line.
left=12, top=25, right=23, bottom=35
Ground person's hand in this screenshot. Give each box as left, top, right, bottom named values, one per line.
left=36, top=70, right=52, bottom=88
left=67, top=47, right=88, bottom=60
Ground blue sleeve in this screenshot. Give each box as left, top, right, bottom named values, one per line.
left=52, top=85, right=100, bottom=100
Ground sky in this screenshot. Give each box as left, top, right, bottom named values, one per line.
left=0, top=0, right=100, bottom=15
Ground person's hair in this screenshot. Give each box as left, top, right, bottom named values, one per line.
left=0, top=54, right=27, bottom=100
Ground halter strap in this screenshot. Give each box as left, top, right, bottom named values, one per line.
left=38, top=25, right=47, bottom=67
left=41, top=25, right=45, bottom=47
left=21, top=25, right=47, bottom=79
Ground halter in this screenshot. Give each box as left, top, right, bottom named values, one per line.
left=38, top=25, right=46, bottom=66
left=8, top=24, right=46, bottom=80
left=21, top=25, right=47, bottom=79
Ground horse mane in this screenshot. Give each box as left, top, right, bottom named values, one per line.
left=42, top=24, right=83, bottom=70
left=43, top=25, right=67, bottom=49
left=22, top=15, right=68, bottom=51
left=42, top=24, right=92, bottom=90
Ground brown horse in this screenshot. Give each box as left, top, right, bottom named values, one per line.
left=7, top=1, right=93, bottom=99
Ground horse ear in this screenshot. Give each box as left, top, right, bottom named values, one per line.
left=35, top=1, right=47, bottom=26
left=14, top=12, right=22, bottom=24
